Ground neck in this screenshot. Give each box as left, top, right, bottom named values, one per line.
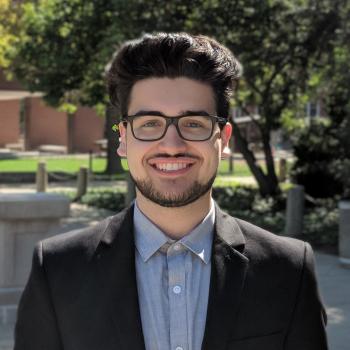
left=135, top=191, right=213, bottom=240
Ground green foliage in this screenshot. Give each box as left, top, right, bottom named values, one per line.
left=80, top=189, right=125, bottom=212
left=303, top=198, right=338, bottom=245
left=9, top=0, right=349, bottom=195
left=212, top=186, right=286, bottom=233
left=0, top=0, right=22, bottom=68
left=290, top=1, right=350, bottom=198
left=290, top=119, right=345, bottom=198
left=12, top=0, right=119, bottom=108
left=78, top=185, right=338, bottom=246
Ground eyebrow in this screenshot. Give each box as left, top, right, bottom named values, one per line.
left=131, top=110, right=212, bottom=117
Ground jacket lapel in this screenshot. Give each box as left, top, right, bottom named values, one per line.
left=202, top=205, right=249, bottom=350
left=93, top=205, right=145, bottom=350
left=89, top=203, right=248, bottom=350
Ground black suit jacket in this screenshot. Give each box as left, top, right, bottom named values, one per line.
left=14, top=204, right=328, bottom=350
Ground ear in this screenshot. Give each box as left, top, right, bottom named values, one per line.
left=117, top=122, right=127, bottom=157
left=221, top=122, right=232, bottom=159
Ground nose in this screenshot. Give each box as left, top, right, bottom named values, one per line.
left=158, top=124, right=187, bottom=153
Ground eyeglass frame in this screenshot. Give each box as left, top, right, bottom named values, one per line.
left=120, top=113, right=228, bottom=142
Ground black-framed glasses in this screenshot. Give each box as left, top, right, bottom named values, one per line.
left=121, top=114, right=227, bottom=141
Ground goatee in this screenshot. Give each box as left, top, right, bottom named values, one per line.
left=129, top=172, right=216, bottom=207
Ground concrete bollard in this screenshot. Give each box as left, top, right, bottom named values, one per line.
left=0, top=193, right=70, bottom=327
left=285, top=185, right=305, bottom=237
left=125, top=172, right=136, bottom=206
left=339, top=200, right=350, bottom=267
left=36, top=161, right=47, bottom=192
left=88, top=150, right=93, bottom=180
left=279, top=158, right=287, bottom=182
left=76, top=166, right=88, bottom=200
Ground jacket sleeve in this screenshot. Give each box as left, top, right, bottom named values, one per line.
left=284, top=242, right=328, bottom=350
left=14, top=241, right=63, bottom=350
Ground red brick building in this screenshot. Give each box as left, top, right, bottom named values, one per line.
left=0, top=69, right=104, bottom=153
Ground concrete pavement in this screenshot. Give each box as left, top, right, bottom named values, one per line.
left=315, top=253, right=350, bottom=350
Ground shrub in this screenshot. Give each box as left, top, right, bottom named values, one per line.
left=77, top=185, right=338, bottom=247
left=291, top=119, right=344, bottom=198
left=80, top=190, right=125, bottom=212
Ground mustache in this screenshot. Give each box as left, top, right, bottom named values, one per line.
left=149, top=153, right=199, bottom=159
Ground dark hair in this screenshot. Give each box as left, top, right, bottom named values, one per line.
left=107, top=32, right=242, bottom=119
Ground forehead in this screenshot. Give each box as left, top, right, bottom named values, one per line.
left=128, top=77, right=216, bottom=115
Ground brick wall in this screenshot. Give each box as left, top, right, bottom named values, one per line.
left=73, top=106, right=104, bottom=153
left=25, top=97, right=104, bottom=152
left=25, top=97, right=68, bottom=150
left=0, top=100, right=20, bottom=147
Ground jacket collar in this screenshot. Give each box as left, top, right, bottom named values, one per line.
left=202, top=203, right=249, bottom=350
left=95, top=202, right=249, bottom=350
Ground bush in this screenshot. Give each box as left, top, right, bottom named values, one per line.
left=302, top=198, right=339, bottom=246
left=212, top=187, right=286, bottom=233
left=291, top=119, right=344, bottom=198
left=78, top=185, right=338, bottom=248
left=80, top=189, right=125, bottom=212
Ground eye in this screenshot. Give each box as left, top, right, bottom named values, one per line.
left=136, top=118, right=163, bottom=128
left=142, top=120, right=160, bottom=127
left=183, top=120, right=205, bottom=128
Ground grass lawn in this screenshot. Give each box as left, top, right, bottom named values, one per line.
left=0, top=157, right=106, bottom=173
left=0, top=157, right=255, bottom=177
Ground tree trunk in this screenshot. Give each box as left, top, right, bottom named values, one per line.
left=232, top=121, right=280, bottom=196
left=67, top=113, right=75, bottom=153
left=261, top=131, right=280, bottom=195
left=105, top=104, right=124, bottom=174
left=228, top=136, right=234, bottom=174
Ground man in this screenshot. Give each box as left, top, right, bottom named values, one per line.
left=15, top=33, right=328, bottom=350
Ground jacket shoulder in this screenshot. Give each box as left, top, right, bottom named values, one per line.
left=235, top=218, right=309, bottom=268
left=39, top=207, right=130, bottom=259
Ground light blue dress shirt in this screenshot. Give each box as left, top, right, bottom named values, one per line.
left=133, top=201, right=215, bottom=350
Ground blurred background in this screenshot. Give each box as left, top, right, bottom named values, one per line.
left=0, top=0, right=349, bottom=349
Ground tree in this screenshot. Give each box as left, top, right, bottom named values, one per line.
left=11, top=0, right=196, bottom=172
left=289, top=0, right=350, bottom=198
left=0, top=0, right=22, bottom=69
left=11, top=0, right=346, bottom=193
left=101, top=0, right=342, bottom=196
left=182, top=0, right=342, bottom=195
left=11, top=0, right=124, bottom=170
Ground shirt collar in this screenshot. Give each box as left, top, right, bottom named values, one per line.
left=133, top=200, right=215, bottom=264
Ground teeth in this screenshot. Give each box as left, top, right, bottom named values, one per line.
left=155, top=163, right=189, bottom=171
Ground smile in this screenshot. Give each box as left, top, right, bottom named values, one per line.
left=148, top=157, right=196, bottom=174
left=153, top=163, right=192, bottom=172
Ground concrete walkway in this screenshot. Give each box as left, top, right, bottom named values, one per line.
left=0, top=190, right=348, bottom=349
left=315, top=253, right=350, bottom=350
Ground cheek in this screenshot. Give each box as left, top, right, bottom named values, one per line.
left=126, top=139, right=152, bottom=171
left=197, top=143, right=221, bottom=171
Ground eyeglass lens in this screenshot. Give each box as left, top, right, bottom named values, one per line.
left=132, top=115, right=213, bottom=141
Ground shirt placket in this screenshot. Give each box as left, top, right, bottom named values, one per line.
left=167, top=245, right=187, bottom=350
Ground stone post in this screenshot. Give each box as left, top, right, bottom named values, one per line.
left=125, top=172, right=136, bottom=206
left=0, top=193, right=70, bottom=289
left=339, top=200, right=350, bottom=267
left=0, top=193, right=70, bottom=328
left=76, top=166, right=88, bottom=200
left=279, top=158, right=287, bottom=182
left=285, top=185, right=305, bottom=237
left=88, top=150, right=93, bottom=180
left=36, top=161, right=47, bottom=192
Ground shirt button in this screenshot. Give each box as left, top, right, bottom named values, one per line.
left=175, top=347, right=183, bottom=350
left=173, top=243, right=181, bottom=251
left=173, top=285, right=182, bottom=294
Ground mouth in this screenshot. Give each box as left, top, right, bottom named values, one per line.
left=148, top=157, right=196, bottom=174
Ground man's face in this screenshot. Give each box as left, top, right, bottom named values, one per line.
left=118, top=77, right=231, bottom=207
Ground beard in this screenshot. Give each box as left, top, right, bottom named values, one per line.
left=129, top=171, right=216, bottom=208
